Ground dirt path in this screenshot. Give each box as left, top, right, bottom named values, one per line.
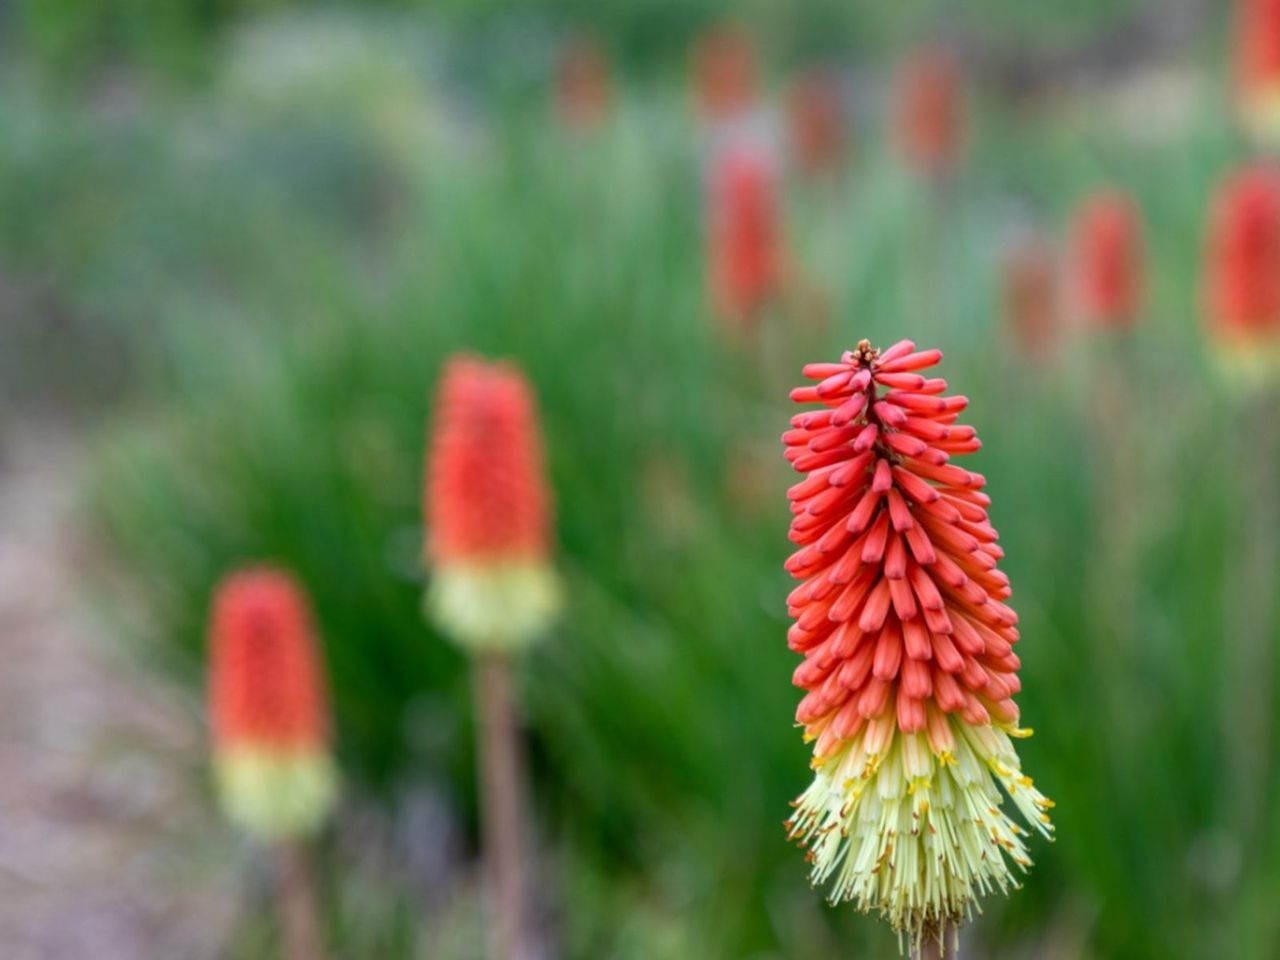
left=0, top=423, right=238, bottom=959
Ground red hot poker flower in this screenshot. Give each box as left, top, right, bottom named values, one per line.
left=707, top=140, right=784, bottom=332
left=1071, top=190, right=1144, bottom=329
left=786, top=68, right=849, bottom=179
left=425, top=355, right=560, bottom=650
left=1237, top=0, right=1280, bottom=143
left=1001, top=232, right=1060, bottom=363
left=690, top=24, right=759, bottom=124
left=896, top=47, right=964, bottom=178
left=554, top=34, right=611, bottom=133
left=1206, top=165, right=1280, bottom=338
left=782, top=340, right=1052, bottom=950
left=1204, top=165, right=1280, bottom=386
left=208, top=567, right=336, bottom=839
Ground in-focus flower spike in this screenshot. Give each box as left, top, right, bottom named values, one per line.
left=1204, top=164, right=1280, bottom=388
left=1071, top=190, right=1144, bottom=329
left=1236, top=0, right=1280, bottom=145
left=425, top=354, right=561, bottom=651
left=706, top=139, right=785, bottom=332
left=782, top=340, right=1053, bottom=953
left=896, top=47, right=964, bottom=179
left=208, top=567, right=337, bottom=840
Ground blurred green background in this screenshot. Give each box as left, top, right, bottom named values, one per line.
left=3, top=0, right=1278, bottom=958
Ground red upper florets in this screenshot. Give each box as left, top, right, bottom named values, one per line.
left=783, top=341, right=1022, bottom=758
left=208, top=567, right=330, bottom=751
left=425, top=355, right=553, bottom=565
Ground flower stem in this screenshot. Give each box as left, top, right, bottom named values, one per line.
left=273, top=839, right=327, bottom=960
left=474, top=652, right=534, bottom=960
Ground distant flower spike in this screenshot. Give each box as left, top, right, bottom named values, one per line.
left=1204, top=165, right=1280, bottom=387
left=1001, top=232, right=1059, bottom=363
left=425, top=355, right=561, bottom=650
left=1237, top=0, right=1280, bottom=144
left=1071, top=190, right=1144, bottom=329
left=707, top=141, right=784, bottom=331
left=787, top=68, right=849, bottom=179
left=896, top=47, right=964, bottom=179
left=782, top=340, right=1053, bottom=952
left=208, top=567, right=336, bottom=840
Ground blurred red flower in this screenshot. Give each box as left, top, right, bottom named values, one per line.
left=786, top=68, right=849, bottom=178
left=554, top=35, right=611, bottom=132
left=426, top=356, right=552, bottom=566
left=209, top=567, right=330, bottom=752
left=896, top=47, right=964, bottom=178
left=1071, top=191, right=1144, bottom=328
left=690, top=24, right=759, bottom=124
left=1237, top=0, right=1280, bottom=142
left=1205, top=165, right=1280, bottom=339
left=424, top=355, right=560, bottom=650
left=707, top=141, right=784, bottom=330
left=1001, top=233, right=1060, bottom=361
left=208, top=566, right=336, bottom=839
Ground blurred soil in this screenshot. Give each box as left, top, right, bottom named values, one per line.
left=0, top=422, right=237, bottom=959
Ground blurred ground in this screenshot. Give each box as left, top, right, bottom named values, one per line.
left=0, top=423, right=235, bottom=959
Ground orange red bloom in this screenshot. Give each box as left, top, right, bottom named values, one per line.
left=706, top=140, right=784, bottom=330
left=1001, top=233, right=1060, bottom=363
left=1071, top=191, right=1144, bottom=328
left=786, top=68, right=849, bottom=178
left=896, top=47, right=964, bottom=178
left=1236, top=0, right=1280, bottom=142
left=1204, top=165, right=1280, bottom=384
left=554, top=35, right=611, bottom=132
left=690, top=24, right=759, bottom=124
left=425, top=355, right=560, bottom=650
left=782, top=340, right=1052, bottom=948
left=208, top=567, right=336, bottom=838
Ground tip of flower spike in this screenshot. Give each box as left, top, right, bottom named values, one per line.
left=850, top=339, right=880, bottom=366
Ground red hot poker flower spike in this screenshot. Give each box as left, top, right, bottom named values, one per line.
left=425, top=355, right=561, bottom=650
left=782, top=340, right=1053, bottom=951
left=1237, top=0, right=1280, bottom=143
left=1071, top=190, right=1144, bottom=329
left=1001, top=231, right=1060, bottom=363
left=896, top=47, right=964, bottom=179
left=1204, top=165, right=1280, bottom=385
left=786, top=68, right=849, bottom=179
left=554, top=34, right=611, bottom=133
left=208, top=567, right=336, bottom=839
left=707, top=140, right=784, bottom=333
left=690, top=24, right=759, bottom=125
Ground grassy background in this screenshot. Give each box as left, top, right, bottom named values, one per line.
left=3, top=4, right=1279, bottom=958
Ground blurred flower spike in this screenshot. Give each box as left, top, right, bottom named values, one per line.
left=707, top=140, right=784, bottom=333
left=787, top=67, right=849, bottom=179
left=781, top=340, right=1053, bottom=952
left=425, top=355, right=561, bottom=651
left=690, top=23, right=759, bottom=124
left=1071, top=190, right=1145, bottom=329
left=554, top=34, right=611, bottom=132
left=208, top=567, right=337, bottom=841
left=1204, top=165, right=1280, bottom=387
left=897, top=47, right=964, bottom=179
left=1237, top=0, right=1280, bottom=145
left=1001, top=232, right=1060, bottom=363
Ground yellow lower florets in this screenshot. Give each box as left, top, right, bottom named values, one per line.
left=785, top=716, right=1054, bottom=953
left=428, top=559, right=562, bottom=652
left=215, top=745, right=337, bottom=841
